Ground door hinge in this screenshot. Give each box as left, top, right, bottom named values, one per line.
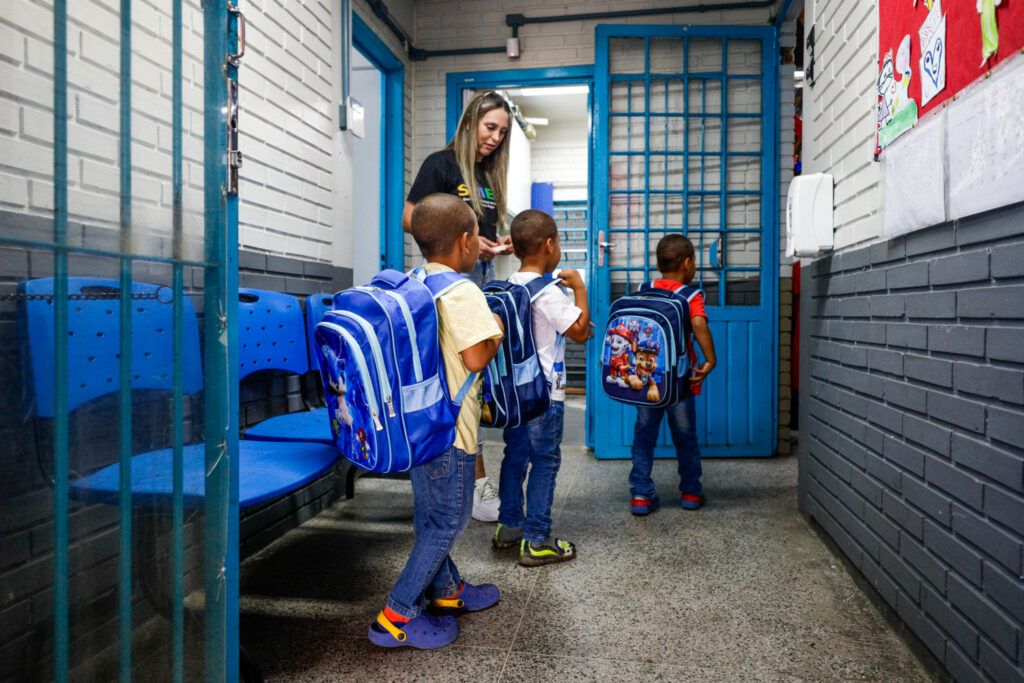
left=226, top=78, right=241, bottom=195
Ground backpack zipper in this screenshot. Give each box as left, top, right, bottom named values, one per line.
left=337, top=311, right=396, bottom=418
left=357, top=286, right=424, bottom=383
left=503, top=293, right=526, bottom=356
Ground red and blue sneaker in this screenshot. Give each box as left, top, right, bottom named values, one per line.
left=680, top=493, right=705, bottom=510
left=631, top=495, right=660, bottom=516
left=429, top=581, right=500, bottom=615
left=368, top=611, right=458, bottom=649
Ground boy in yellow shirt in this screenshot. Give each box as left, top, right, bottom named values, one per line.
left=369, top=193, right=505, bottom=649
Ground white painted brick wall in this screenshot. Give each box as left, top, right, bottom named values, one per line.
left=239, top=0, right=338, bottom=262
left=2, top=0, right=411, bottom=271
left=803, top=0, right=881, bottom=252
left=531, top=122, right=588, bottom=200
left=2, top=0, right=210, bottom=262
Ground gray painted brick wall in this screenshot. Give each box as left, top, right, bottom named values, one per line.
left=798, top=202, right=1024, bottom=683
left=0, top=212, right=352, bottom=680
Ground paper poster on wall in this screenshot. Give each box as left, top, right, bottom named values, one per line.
left=948, top=55, right=1024, bottom=219
left=883, top=110, right=946, bottom=237
left=920, top=17, right=947, bottom=106
left=978, top=0, right=1001, bottom=64
left=877, top=36, right=919, bottom=149
left=918, top=0, right=946, bottom=106
left=877, top=0, right=1023, bottom=153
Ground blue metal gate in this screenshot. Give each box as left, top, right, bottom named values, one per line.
left=0, top=1, right=242, bottom=680
left=590, top=25, right=779, bottom=458
left=553, top=202, right=590, bottom=271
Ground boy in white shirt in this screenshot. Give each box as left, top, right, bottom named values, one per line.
left=492, top=210, right=593, bottom=566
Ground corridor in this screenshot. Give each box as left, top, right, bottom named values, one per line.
left=239, top=397, right=939, bottom=681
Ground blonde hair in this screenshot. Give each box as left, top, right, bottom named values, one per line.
left=447, top=91, right=512, bottom=232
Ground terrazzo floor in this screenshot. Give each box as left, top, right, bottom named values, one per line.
left=239, top=397, right=939, bottom=682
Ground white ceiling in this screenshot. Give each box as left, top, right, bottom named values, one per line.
left=505, top=88, right=589, bottom=128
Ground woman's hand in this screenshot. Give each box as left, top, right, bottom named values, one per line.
left=478, top=237, right=498, bottom=261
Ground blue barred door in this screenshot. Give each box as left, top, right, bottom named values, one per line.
left=589, top=25, right=779, bottom=458
left=0, top=1, right=243, bottom=680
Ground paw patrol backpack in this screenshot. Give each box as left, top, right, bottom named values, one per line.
left=479, top=276, right=562, bottom=429
left=600, top=281, right=700, bottom=407
left=314, top=268, right=477, bottom=473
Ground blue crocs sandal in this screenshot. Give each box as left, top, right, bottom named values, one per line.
left=680, top=493, right=705, bottom=510
left=631, top=495, right=660, bottom=516
left=368, top=611, right=458, bottom=649
left=430, top=581, right=500, bottom=615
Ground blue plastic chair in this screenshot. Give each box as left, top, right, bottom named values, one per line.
left=19, top=278, right=339, bottom=509
left=304, top=293, right=334, bottom=362
left=239, top=290, right=334, bottom=445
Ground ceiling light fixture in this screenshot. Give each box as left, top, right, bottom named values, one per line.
left=517, top=85, right=589, bottom=97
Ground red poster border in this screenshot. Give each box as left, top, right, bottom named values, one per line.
left=877, top=1, right=1024, bottom=138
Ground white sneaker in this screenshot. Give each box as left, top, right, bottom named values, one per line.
left=472, top=477, right=500, bottom=522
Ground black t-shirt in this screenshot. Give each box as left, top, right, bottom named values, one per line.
left=407, top=149, right=498, bottom=241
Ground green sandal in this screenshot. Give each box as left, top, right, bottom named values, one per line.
left=518, top=538, right=576, bottom=567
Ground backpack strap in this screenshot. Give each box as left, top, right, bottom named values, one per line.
left=640, top=280, right=703, bottom=304
left=409, top=266, right=481, bottom=405
left=410, top=267, right=470, bottom=301
left=524, top=275, right=563, bottom=302
left=451, top=371, right=478, bottom=406
left=550, top=333, right=566, bottom=388
left=674, top=284, right=703, bottom=304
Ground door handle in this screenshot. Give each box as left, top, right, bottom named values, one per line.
left=227, top=2, right=246, bottom=67
left=597, top=230, right=615, bottom=267
left=709, top=236, right=721, bottom=269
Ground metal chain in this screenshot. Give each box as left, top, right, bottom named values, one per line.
left=0, top=285, right=174, bottom=303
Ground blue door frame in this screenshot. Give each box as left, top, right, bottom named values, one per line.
left=445, top=66, right=594, bottom=140
left=446, top=65, right=597, bottom=439
left=353, top=15, right=404, bottom=272
left=592, top=24, right=780, bottom=459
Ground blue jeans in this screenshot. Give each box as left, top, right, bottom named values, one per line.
left=386, top=446, right=475, bottom=618
left=465, top=259, right=495, bottom=288
left=499, top=401, right=565, bottom=544
left=629, top=393, right=702, bottom=499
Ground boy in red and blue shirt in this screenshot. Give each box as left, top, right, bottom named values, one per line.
left=630, top=234, right=717, bottom=515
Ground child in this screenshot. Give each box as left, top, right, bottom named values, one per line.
left=493, top=209, right=592, bottom=566
left=369, top=193, right=505, bottom=649
left=629, top=234, right=717, bottom=515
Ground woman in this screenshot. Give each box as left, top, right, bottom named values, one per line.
left=402, top=91, right=514, bottom=522
left=402, top=90, right=514, bottom=286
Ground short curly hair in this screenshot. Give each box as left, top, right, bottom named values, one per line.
left=656, top=234, right=695, bottom=273
left=411, top=193, right=477, bottom=259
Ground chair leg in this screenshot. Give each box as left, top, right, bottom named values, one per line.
left=346, top=462, right=357, bottom=499
left=240, top=644, right=265, bottom=683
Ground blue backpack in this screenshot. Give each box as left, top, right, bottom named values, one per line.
left=480, top=276, right=563, bottom=429
left=600, top=281, right=700, bottom=408
left=313, top=269, right=477, bottom=473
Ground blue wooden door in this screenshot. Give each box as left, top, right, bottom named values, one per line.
left=589, top=25, right=779, bottom=458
